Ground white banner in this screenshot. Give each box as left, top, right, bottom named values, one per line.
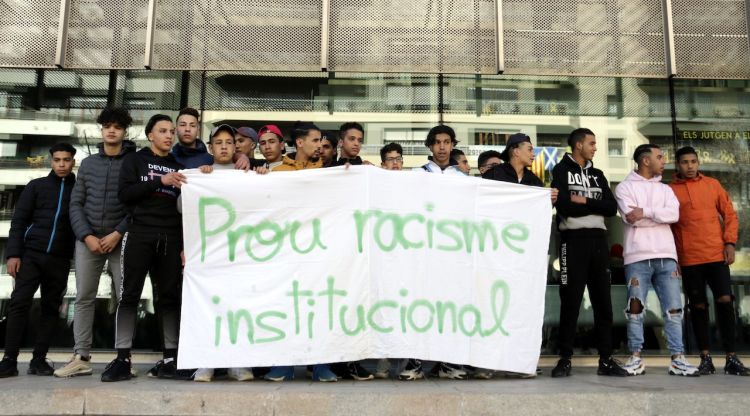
left=178, top=166, right=551, bottom=374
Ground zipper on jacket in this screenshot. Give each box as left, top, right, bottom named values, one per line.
left=47, top=177, right=65, bottom=253
left=24, top=223, right=34, bottom=241
left=101, top=157, right=112, bottom=232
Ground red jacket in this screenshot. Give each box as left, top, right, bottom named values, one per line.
left=669, top=173, right=738, bottom=266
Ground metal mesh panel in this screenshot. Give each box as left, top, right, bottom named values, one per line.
left=329, top=0, right=496, bottom=73
left=672, top=0, right=750, bottom=79
left=151, top=0, right=322, bottom=71
left=65, top=0, right=148, bottom=69
left=503, top=0, right=666, bottom=77
left=0, top=1, right=60, bottom=68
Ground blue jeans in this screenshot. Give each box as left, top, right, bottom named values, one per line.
left=625, top=258, right=684, bottom=355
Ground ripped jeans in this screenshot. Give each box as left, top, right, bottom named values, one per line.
left=625, top=258, right=684, bottom=355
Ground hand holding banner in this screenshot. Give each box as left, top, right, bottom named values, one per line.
left=178, top=166, right=551, bottom=374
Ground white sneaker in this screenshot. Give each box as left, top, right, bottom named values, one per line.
left=228, top=367, right=254, bottom=381
left=374, top=359, right=390, bottom=379
left=623, top=355, right=646, bottom=376
left=53, top=354, right=93, bottom=378
left=669, top=355, right=699, bottom=377
left=437, top=362, right=467, bottom=380
left=193, top=368, right=214, bottom=382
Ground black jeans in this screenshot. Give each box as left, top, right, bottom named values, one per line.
left=557, top=234, right=613, bottom=359
left=114, top=231, right=182, bottom=351
left=682, top=261, right=736, bottom=353
left=3, top=250, right=71, bottom=359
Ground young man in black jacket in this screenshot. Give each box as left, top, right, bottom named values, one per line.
left=484, top=133, right=544, bottom=187
left=55, top=107, right=135, bottom=378
left=0, top=143, right=77, bottom=378
left=550, top=128, right=628, bottom=378
left=101, top=114, right=187, bottom=382
left=334, top=122, right=371, bottom=166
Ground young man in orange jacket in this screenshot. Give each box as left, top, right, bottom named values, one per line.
left=669, top=146, right=748, bottom=376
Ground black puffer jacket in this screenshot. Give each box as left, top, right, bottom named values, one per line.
left=69, top=140, right=136, bottom=240
left=6, top=171, right=76, bottom=259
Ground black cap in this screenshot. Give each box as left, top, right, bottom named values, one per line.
left=500, top=133, right=531, bottom=162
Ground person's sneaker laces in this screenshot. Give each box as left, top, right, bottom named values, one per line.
left=623, top=355, right=646, bottom=376
left=374, top=359, right=390, bottom=379
left=437, top=362, right=467, bottom=380
left=398, top=359, right=424, bottom=381
left=28, top=357, right=55, bottom=376
left=342, top=362, right=374, bottom=381
left=312, top=364, right=338, bottom=382
left=264, top=366, right=294, bottom=381
left=698, top=354, right=715, bottom=375
left=0, top=356, right=18, bottom=378
left=193, top=368, right=214, bottom=382
left=597, top=356, right=629, bottom=377
left=228, top=367, right=254, bottom=381
left=669, top=354, right=699, bottom=377
left=53, top=354, right=92, bottom=378
left=551, top=358, right=571, bottom=378
left=724, top=354, right=750, bottom=376
left=101, top=357, right=132, bottom=382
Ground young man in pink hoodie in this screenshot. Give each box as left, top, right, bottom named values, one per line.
left=615, top=144, right=698, bottom=377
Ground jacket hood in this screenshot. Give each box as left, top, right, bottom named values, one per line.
left=47, top=170, right=75, bottom=182
left=96, top=140, right=137, bottom=157
left=562, top=152, right=593, bottom=170
left=172, top=139, right=209, bottom=157
left=139, top=146, right=179, bottom=163
left=671, top=172, right=703, bottom=184
left=428, top=155, right=459, bottom=167
left=624, top=170, right=662, bottom=183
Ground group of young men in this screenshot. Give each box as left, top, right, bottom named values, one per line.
left=0, top=107, right=746, bottom=384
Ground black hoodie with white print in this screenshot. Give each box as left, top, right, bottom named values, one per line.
left=551, top=153, right=617, bottom=236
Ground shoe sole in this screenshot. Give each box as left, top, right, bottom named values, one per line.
left=346, top=374, right=374, bottom=381
left=625, top=367, right=646, bottom=376
left=551, top=368, right=571, bottom=378
left=101, top=375, right=132, bottom=382
left=264, top=376, right=292, bottom=382
left=193, top=377, right=213, bottom=382
left=398, top=372, right=425, bottom=381
left=438, top=370, right=467, bottom=380
left=54, top=369, right=94, bottom=378
left=724, top=371, right=750, bottom=376
left=0, top=372, right=19, bottom=378
left=669, top=369, right=699, bottom=377
left=27, top=369, right=54, bottom=376
left=597, top=370, right=629, bottom=377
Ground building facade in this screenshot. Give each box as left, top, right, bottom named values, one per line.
left=0, top=1, right=749, bottom=354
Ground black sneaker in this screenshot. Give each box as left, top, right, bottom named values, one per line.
left=342, top=362, right=374, bottom=381
left=725, top=354, right=750, bottom=376
left=551, top=358, right=571, bottom=378
left=597, top=356, right=629, bottom=377
left=175, top=368, right=197, bottom=380
left=698, top=354, right=715, bottom=375
left=147, top=359, right=164, bottom=378
left=101, top=357, right=132, bottom=382
left=0, top=356, right=18, bottom=378
left=157, top=358, right=177, bottom=379
left=27, top=357, right=54, bottom=376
